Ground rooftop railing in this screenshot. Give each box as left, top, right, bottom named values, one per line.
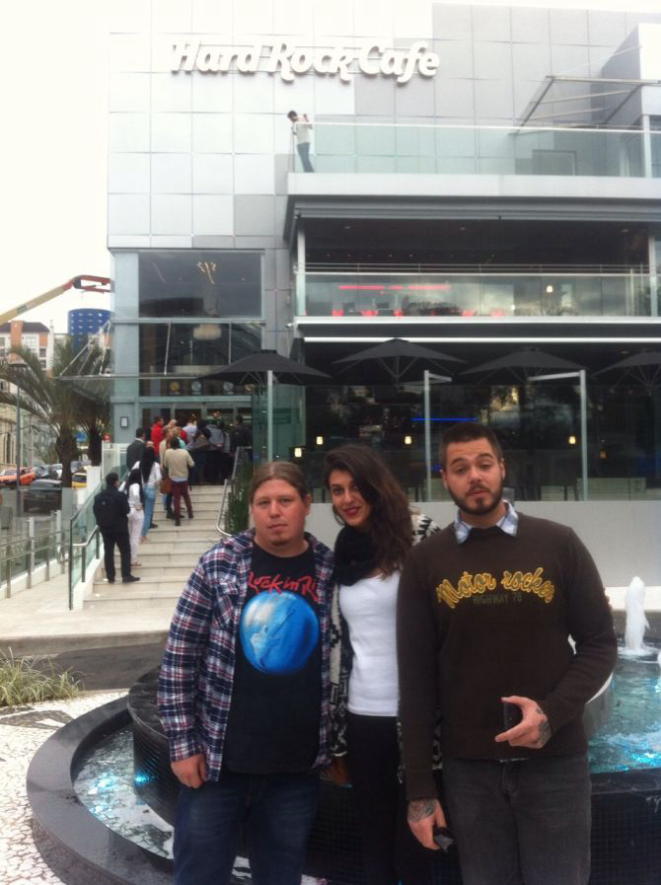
left=297, top=270, right=658, bottom=319
left=292, top=122, right=661, bottom=178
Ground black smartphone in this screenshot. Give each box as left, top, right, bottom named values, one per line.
left=433, top=826, right=455, bottom=852
left=502, top=700, right=523, bottom=730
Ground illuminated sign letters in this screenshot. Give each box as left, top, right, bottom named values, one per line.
left=171, top=41, right=439, bottom=85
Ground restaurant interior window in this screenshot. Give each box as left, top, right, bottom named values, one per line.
left=139, top=251, right=262, bottom=318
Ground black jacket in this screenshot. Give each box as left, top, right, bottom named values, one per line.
left=94, top=486, right=130, bottom=533
left=126, top=439, right=146, bottom=470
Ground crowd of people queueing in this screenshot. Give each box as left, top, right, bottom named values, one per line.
left=94, top=413, right=251, bottom=580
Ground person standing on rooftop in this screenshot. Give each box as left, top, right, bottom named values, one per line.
left=287, top=110, right=314, bottom=172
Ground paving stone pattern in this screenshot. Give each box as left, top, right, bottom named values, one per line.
left=0, top=692, right=123, bottom=885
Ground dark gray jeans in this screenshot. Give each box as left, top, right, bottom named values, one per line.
left=443, top=754, right=591, bottom=885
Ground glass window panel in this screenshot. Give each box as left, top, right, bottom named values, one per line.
left=139, top=322, right=261, bottom=373
left=139, top=251, right=262, bottom=318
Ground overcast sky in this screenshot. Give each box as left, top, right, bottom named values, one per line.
left=3, top=0, right=660, bottom=332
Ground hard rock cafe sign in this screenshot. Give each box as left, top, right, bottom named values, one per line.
left=171, top=40, right=439, bottom=85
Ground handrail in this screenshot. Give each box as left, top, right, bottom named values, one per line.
left=71, top=527, right=100, bottom=599
left=301, top=269, right=654, bottom=280
left=304, top=263, right=651, bottom=274
left=307, top=119, right=659, bottom=136
left=1, top=527, right=68, bottom=599
left=67, top=451, right=130, bottom=609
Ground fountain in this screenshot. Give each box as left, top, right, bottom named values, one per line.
left=26, top=579, right=661, bottom=885
left=623, top=576, right=653, bottom=657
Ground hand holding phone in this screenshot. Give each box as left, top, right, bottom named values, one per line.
left=502, top=700, right=523, bottom=731
left=433, top=826, right=455, bottom=852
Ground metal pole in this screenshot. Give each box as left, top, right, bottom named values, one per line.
left=579, top=369, right=588, bottom=502
left=15, top=377, right=21, bottom=518
left=529, top=370, right=590, bottom=502
left=424, top=370, right=432, bottom=501
left=27, top=517, right=35, bottom=588
left=267, top=369, right=274, bottom=461
left=649, top=231, right=658, bottom=318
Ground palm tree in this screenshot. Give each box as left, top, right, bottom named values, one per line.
left=61, top=339, right=111, bottom=467
left=0, top=339, right=109, bottom=487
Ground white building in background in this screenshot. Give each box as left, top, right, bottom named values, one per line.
left=0, top=321, right=57, bottom=469
left=106, top=1, right=661, bottom=499
left=0, top=321, right=54, bottom=372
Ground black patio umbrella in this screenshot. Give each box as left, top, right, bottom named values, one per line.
left=199, top=351, right=330, bottom=460
left=199, top=350, right=330, bottom=385
left=594, top=350, right=661, bottom=391
left=333, top=338, right=464, bottom=383
left=461, top=348, right=584, bottom=384
left=462, top=348, right=589, bottom=500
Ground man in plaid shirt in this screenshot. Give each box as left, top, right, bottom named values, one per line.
left=158, top=461, right=335, bottom=885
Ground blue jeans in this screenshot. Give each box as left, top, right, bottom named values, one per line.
left=442, top=754, right=591, bottom=885
left=174, top=769, right=319, bottom=885
left=141, top=485, right=156, bottom=538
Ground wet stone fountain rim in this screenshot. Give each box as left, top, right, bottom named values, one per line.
left=26, top=696, right=171, bottom=885
left=27, top=670, right=661, bottom=885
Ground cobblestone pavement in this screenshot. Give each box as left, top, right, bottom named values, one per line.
left=0, top=692, right=123, bottom=885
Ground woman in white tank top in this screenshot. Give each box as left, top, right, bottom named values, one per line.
left=324, top=445, right=439, bottom=885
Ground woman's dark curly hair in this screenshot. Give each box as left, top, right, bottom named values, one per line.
left=323, top=444, right=412, bottom=577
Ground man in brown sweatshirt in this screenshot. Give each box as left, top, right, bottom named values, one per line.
left=397, top=422, right=617, bottom=885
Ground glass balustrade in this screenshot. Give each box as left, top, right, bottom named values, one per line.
left=256, top=383, right=660, bottom=503
left=292, top=123, right=661, bottom=178
left=298, top=271, right=657, bottom=319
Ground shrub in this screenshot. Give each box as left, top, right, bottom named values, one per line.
left=0, top=650, right=81, bottom=707
left=224, top=462, right=253, bottom=535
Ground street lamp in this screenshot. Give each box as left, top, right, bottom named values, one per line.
left=12, top=358, right=28, bottom=518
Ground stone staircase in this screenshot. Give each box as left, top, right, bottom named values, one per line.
left=84, top=485, right=224, bottom=614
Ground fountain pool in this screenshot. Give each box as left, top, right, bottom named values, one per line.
left=27, top=650, right=661, bottom=885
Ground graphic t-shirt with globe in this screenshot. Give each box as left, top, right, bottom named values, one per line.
left=222, top=541, right=321, bottom=773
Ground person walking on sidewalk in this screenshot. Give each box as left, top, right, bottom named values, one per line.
left=163, top=437, right=194, bottom=526
left=127, top=467, right=144, bottom=568
left=93, top=472, right=140, bottom=584
left=158, top=461, right=334, bottom=885
left=397, top=422, right=617, bottom=885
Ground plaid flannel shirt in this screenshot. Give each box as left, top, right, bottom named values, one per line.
left=157, top=528, right=335, bottom=780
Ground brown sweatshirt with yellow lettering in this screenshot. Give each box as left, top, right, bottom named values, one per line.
left=397, top=513, right=617, bottom=800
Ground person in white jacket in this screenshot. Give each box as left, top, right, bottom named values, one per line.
left=127, top=467, right=144, bottom=567
left=138, top=445, right=162, bottom=541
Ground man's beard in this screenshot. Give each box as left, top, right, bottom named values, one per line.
left=447, top=479, right=504, bottom=518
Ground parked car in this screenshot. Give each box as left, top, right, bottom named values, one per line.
left=23, top=479, right=62, bottom=514
left=47, top=464, right=63, bottom=480
left=0, top=467, right=37, bottom=487
left=72, top=467, right=88, bottom=489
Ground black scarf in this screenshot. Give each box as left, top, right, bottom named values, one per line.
left=334, top=525, right=377, bottom=586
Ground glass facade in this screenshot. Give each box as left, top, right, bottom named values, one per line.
left=137, top=321, right=262, bottom=396
left=301, top=272, right=657, bottom=318
left=294, top=382, right=661, bottom=503
left=294, top=124, right=659, bottom=177
left=138, top=251, right=262, bottom=319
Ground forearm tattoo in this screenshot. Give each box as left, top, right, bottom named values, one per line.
left=408, top=798, right=435, bottom=822
left=535, top=706, right=552, bottom=747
